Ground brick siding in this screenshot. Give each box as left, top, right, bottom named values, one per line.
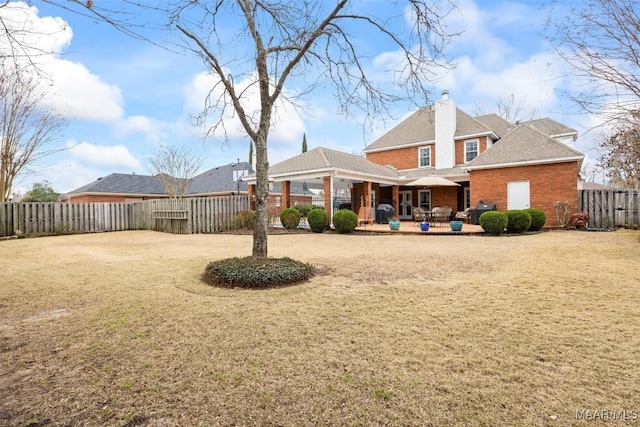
left=470, top=162, right=580, bottom=227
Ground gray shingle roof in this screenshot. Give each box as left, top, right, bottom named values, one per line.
left=68, top=173, right=167, bottom=195
left=474, top=114, right=517, bottom=139
left=467, top=124, right=583, bottom=169
left=364, top=107, right=495, bottom=152
left=522, top=118, right=577, bottom=138
left=67, top=162, right=258, bottom=196
left=268, top=147, right=399, bottom=179
left=187, top=161, right=253, bottom=194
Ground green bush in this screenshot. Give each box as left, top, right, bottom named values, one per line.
left=505, top=210, right=532, bottom=234
left=204, top=257, right=315, bottom=289
left=333, top=209, right=358, bottom=234
left=307, top=208, right=328, bottom=233
left=479, top=211, right=508, bottom=235
left=524, top=208, right=546, bottom=231
left=280, top=208, right=301, bottom=229
left=233, top=210, right=256, bottom=230
left=293, top=204, right=313, bottom=217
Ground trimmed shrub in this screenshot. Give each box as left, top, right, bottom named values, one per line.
left=204, top=256, right=315, bottom=289
left=505, top=210, right=532, bottom=234
left=524, top=208, right=546, bottom=231
left=280, top=208, right=301, bottom=229
left=479, top=211, right=508, bottom=235
left=568, top=212, right=589, bottom=229
left=333, top=209, right=358, bottom=234
left=307, top=208, right=328, bottom=233
left=233, top=210, right=256, bottom=230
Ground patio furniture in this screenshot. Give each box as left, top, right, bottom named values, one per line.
left=455, top=208, right=471, bottom=222
left=357, top=204, right=373, bottom=225
left=431, top=206, right=452, bottom=226
left=412, top=206, right=428, bottom=224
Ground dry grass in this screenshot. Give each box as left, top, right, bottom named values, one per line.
left=1, top=229, right=639, bottom=426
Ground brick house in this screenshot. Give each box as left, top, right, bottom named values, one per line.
left=253, top=92, right=584, bottom=226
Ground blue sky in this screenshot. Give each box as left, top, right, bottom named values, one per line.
left=3, top=0, right=603, bottom=196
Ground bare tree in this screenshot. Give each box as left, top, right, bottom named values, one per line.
left=598, top=111, right=640, bottom=189
left=473, top=93, right=537, bottom=122
left=44, top=1, right=456, bottom=259
left=548, top=0, right=640, bottom=124
left=148, top=144, right=204, bottom=198
left=0, top=62, right=64, bottom=202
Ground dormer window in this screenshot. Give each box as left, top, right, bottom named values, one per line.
left=418, top=146, right=431, bottom=168
left=465, top=140, right=478, bottom=163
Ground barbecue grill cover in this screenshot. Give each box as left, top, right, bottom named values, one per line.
left=470, top=201, right=497, bottom=225
left=376, top=204, right=396, bottom=224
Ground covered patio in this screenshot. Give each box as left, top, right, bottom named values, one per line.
left=244, top=147, right=471, bottom=226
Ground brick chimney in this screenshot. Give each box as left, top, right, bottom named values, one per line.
left=435, top=90, right=456, bottom=169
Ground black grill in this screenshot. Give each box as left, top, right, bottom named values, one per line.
left=470, top=201, right=497, bottom=225
left=375, top=204, right=396, bottom=224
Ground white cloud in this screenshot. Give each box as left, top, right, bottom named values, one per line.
left=68, top=141, right=141, bottom=169
left=45, top=59, right=125, bottom=122
left=115, top=115, right=169, bottom=145
left=1, top=2, right=125, bottom=123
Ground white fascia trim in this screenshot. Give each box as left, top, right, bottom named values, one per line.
left=66, top=191, right=167, bottom=198
left=465, top=156, right=584, bottom=171
left=456, top=131, right=497, bottom=140
left=363, top=140, right=435, bottom=153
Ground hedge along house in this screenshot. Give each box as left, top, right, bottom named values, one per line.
left=249, top=92, right=584, bottom=227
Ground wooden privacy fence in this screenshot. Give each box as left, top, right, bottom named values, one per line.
left=0, top=201, right=133, bottom=236
left=578, top=189, right=640, bottom=229
left=135, top=195, right=251, bottom=234
left=0, top=195, right=251, bottom=237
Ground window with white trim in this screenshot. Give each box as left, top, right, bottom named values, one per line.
left=464, top=140, right=479, bottom=163
left=418, top=146, right=431, bottom=168
left=418, top=189, right=431, bottom=211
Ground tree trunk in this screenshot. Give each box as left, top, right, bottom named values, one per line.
left=252, top=130, right=269, bottom=260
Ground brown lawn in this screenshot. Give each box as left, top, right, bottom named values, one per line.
left=1, top=229, right=639, bottom=426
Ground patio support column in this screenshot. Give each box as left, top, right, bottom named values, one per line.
left=282, top=180, right=291, bottom=209
left=323, top=176, right=332, bottom=220
left=392, top=185, right=399, bottom=218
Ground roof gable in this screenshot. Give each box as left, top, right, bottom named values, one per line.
left=268, top=147, right=399, bottom=178
left=467, top=124, right=584, bottom=169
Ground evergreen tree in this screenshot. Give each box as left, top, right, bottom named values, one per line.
left=302, top=133, right=308, bottom=153
left=249, top=141, right=254, bottom=164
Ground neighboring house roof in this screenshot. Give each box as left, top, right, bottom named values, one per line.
left=522, top=118, right=577, bottom=139
left=187, top=161, right=252, bottom=194
left=466, top=124, right=584, bottom=170
left=266, top=147, right=399, bottom=180
left=580, top=181, right=611, bottom=190
left=65, top=161, right=310, bottom=198
left=67, top=173, right=167, bottom=196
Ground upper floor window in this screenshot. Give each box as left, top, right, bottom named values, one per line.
left=418, top=146, right=431, bottom=168
left=465, top=140, right=478, bottom=163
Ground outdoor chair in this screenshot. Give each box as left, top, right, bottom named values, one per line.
left=431, top=206, right=452, bottom=226
left=412, top=206, right=427, bottom=224
left=455, top=208, right=471, bottom=222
